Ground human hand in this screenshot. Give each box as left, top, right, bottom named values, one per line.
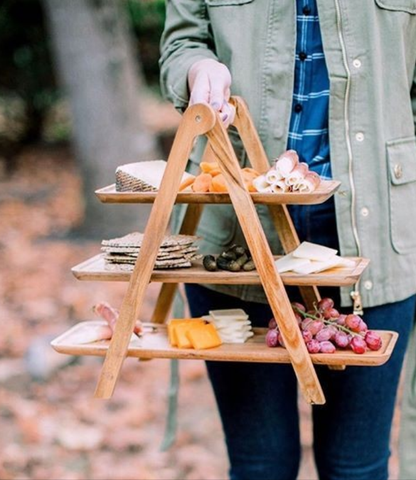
left=188, top=59, right=235, bottom=127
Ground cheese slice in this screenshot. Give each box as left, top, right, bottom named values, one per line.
left=292, top=241, right=338, bottom=261
left=209, top=309, right=249, bottom=322
left=116, top=160, right=194, bottom=192
left=274, top=253, right=311, bottom=273
left=292, top=256, right=341, bottom=274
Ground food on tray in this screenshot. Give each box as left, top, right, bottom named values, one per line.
left=186, top=323, right=223, bottom=349
left=167, top=318, right=222, bottom=349
left=202, top=244, right=256, bottom=272
left=67, top=323, right=113, bottom=345
left=115, top=160, right=194, bottom=192
left=252, top=149, right=322, bottom=193
left=93, top=301, right=142, bottom=335
left=101, top=232, right=201, bottom=270
left=179, top=161, right=260, bottom=193
left=266, top=297, right=383, bottom=354
left=274, top=242, right=355, bottom=274
left=202, top=309, right=254, bottom=344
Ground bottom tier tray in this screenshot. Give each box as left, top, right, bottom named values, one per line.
left=51, top=321, right=398, bottom=367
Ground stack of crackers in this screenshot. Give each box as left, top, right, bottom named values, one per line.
left=102, top=232, right=200, bottom=271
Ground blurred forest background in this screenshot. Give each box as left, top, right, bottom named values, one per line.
left=0, top=1, right=403, bottom=479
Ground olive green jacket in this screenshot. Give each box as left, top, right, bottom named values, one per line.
left=160, top=0, right=416, bottom=309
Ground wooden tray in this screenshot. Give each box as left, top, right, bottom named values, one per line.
left=51, top=321, right=398, bottom=367
left=95, top=180, right=341, bottom=205
left=71, top=254, right=370, bottom=287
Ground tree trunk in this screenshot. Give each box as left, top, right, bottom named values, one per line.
left=43, top=0, right=160, bottom=239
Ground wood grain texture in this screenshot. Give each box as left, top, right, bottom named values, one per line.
left=206, top=112, right=325, bottom=404
left=72, top=254, right=370, bottom=287
left=95, top=180, right=340, bottom=205
left=94, top=104, right=216, bottom=399
left=51, top=321, right=398, bottom=368
left=231, top=96, right=321, bottom=309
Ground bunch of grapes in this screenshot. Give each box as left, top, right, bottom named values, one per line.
left=265, top=297, right=383, bottom=354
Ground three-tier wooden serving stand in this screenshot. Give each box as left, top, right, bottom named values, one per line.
left=52, top=97, right=398, bottom=405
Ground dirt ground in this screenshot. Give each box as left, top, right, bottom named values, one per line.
left=0, top=146, right=403, bottom=480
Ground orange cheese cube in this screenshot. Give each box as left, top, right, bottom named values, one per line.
left=186, top=323, right=222, bottom=350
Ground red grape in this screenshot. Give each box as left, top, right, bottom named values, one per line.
left=334, top=331, right=350, bottom=348
left=323, top=307, right=340, bottom=320
left=268, top=318, right=277, bottom=329
left=307, top=339, right=321, bottom=353
left=304, top=320, right=324, bottom=336
left=337, top=314, right=347, bottom=326
left=302, top=330, right=313, bottom=343
left=277, top=332, right=285, bottom=347
left=319, top=341, right=336, bottom=353
left=358, top=320, right=368, bottom=332
left=317, top=297, right=334, bottom=311
left=365, top=331, right=383, bottom=351
left=345, top=314, right=362, bottom=332
left=350, top=336, right=367, bottom=354
left=265, top=329, right=279, bottom=347
left=315, top=327, right=333, bottom=342
left=301, top=318, right=312, bottom=331
left=292, top=301, right=306, bottom=313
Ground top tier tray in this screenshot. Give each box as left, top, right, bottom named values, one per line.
left=95, top=180, right=341, bottom=205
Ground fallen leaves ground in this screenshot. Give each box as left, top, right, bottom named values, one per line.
left=0, top=147, right=402, bottom=480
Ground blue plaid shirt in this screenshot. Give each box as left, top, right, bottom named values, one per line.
left=287, top=0, right=331, bottom=179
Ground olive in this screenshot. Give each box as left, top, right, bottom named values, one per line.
left=242, top=259, right=256, bottom=271
left=203, top=254, right=217, bottom=271
left=216, top=256, right=241, bottom=271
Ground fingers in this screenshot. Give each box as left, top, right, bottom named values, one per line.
left=220, top=101, right=236, bottom=128
left=187, top=59, right=234, bottom=126
left=189, top=70, right=210, bottom=106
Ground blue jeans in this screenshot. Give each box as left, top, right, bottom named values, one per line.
left=185, top=200, right=415, bottom=480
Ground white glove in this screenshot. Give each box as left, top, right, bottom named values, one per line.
left=188, top=59, right=236, bottom=127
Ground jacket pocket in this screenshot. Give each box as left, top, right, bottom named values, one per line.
left=374, top=0, right=416, bottom=13
left=206, top=0, right=253, bottom=5
left=387, top=136, right=416, bottom=253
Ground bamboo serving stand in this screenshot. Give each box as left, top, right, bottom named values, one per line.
left=56, top=97, right=398, bottom=405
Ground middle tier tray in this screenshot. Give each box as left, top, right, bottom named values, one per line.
left=72, top=254, right=369, bottom=286
left=95, top=179, right=340, bottom=205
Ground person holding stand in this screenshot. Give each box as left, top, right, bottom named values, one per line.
left=160, top=1, right=416, bottom=479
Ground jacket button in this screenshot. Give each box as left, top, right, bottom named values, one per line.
left=353, top=59, right=362, bottom=69
left=393, top=163, right=403, bottom=179
left=302, top=5, right=311, bottom=15
left=364, top=280, right=373, bottom=290
left=355, top=132, right=365, bottom=142
left=299, top=51, right=308, bottom=61
left=294, top=103, right=303, bottom=113
left=361, top=207, right=369, bottom=217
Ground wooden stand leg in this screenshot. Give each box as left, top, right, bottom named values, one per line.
left=94, top=105, right=216, bottom=399
left=207, top=114, right=325, bottom=405
left=230, top=96, right=320, bottom=309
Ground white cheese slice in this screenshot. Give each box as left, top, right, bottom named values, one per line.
left=274, top=253, right=311, bottom=273
left=334, top=256, right=356, bottom=268
left=292, top=256, right=341, bottom=274
left=292, top=241, right=338, bottom=261
left=209, top=309, right=249, bottom=322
